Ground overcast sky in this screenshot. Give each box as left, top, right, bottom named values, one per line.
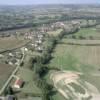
left=0, top=0, right=100, bottom=5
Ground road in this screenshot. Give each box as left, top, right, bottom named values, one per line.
left=0, top=49, right=25, bottom=95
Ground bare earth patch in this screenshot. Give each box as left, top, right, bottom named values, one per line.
left=50, top=71, right=100, bottom=100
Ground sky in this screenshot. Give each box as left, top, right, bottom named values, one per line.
left=0, top=0, right=100, bottom=5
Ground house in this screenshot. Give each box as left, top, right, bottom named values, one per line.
left=6, top=95, right=15, bottom=100
left=24, top=47, right=28, bottom=51
left=0, top=54, right=4, bottom=58
left=15, top=52, right=22, bottom=59
left=35, top=40, right=42, bottom=44
left=36, top=46, right=43, bottom=52
left=14, top=78, right=24, bottom=89
left=8, top=62, right=13, bottom=65
left=9, top=53, right=14, bottom=57
left=10, top=59, right=17, bottom=65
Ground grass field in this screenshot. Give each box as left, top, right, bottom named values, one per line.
left=16, top=68, right=41, bottom=94
left=67, top=27, right=100, bottom=39
left=0, top=63, right=14, bottom=89
left=0, top=36, right=29, bottom=52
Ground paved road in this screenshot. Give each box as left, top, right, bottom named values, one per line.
left=0, top=49, right=25, bottom=95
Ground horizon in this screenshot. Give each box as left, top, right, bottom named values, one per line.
left=0, top=0, right=100, bottom=5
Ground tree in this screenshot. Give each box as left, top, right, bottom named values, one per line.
left=41, top=51, right=51, bottom=64
left=4, top=86, right=14, bottom=95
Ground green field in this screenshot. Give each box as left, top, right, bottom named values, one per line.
left=17, top=68, right=41, bottom=94
left=67, top=27, right=100, bottom=39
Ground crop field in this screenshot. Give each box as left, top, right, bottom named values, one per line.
left=0, top=63, right=14, bottom=89
left=49, top=38, right=100, bottom=100
left=0, top=36, right=30, bottom=52
left=67, top=27, right=100, bottom=39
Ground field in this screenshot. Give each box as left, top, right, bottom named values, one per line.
left=67, top=27, right=100, bottom=39
left=48, top=38, right=100, bottom=100
left=0, top=63, right=14, bottom=89
left=0, top=36, right=30, bottom=52
left=16, top=68, right=41, bottom=94
left=50, top=39, right=100, bottom=71
left=47, top=29, right=63, bottom=36
left=62, top=39, right=100, bottom=45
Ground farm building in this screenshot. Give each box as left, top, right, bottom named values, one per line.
left=14, top=78, right=24, bottom=89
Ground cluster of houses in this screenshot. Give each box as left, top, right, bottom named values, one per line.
left=0, top=21, right=73, bottom=100
left=0, top=50, right=23, bottom=66
left=0, top=21, right=66, bottom=66
left=23, top=28, right=47, bottom=52
left=28, top=22, right=65, bottom=51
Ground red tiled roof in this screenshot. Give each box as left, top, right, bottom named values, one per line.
left=15, top=79, right=23, bottom=87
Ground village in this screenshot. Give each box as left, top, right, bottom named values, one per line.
left=0, top=21, right=70, bottom=100
left=0, top=20, right=95, bottom=100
